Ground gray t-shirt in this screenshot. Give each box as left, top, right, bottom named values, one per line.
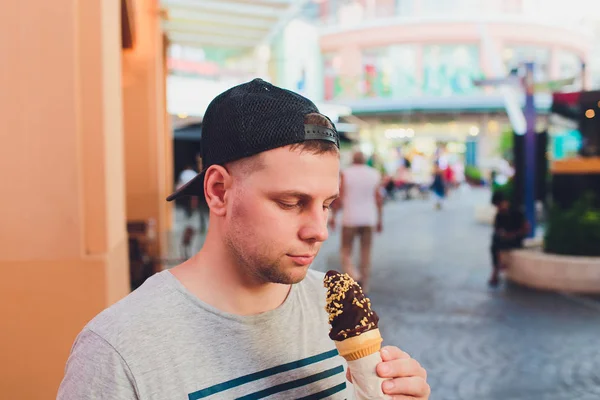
left=57, top=269, right=350, bottom=399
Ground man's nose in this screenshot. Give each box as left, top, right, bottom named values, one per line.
left=298, top=208, right=329, bottom=243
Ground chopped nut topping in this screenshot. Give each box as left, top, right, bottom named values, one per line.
left=323, top=270, right=379, bottom=341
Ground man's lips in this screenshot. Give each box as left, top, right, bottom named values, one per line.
left=287, top=254, right=316, bottom=265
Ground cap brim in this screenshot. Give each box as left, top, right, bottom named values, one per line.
left=166, top=170, right=206, bottom=202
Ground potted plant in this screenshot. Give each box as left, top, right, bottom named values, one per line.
left=465, top=165, right=484, bottom=186
left=544, top=193, right=600, bottom=257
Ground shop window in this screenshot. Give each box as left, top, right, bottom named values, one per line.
left=422, top=45, right=482, bottom=96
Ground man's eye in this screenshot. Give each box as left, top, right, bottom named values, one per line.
left=278, top=202, right=298, bottom=209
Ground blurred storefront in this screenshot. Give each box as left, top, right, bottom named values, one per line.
left=311, top=0, right=594, bottom=173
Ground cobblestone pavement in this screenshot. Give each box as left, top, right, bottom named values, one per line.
left=312, top=187, right=600, bottom=400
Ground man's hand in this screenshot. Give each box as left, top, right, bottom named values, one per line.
left=376, top=220, right=383, bottom=233
left=346, top=346, right=430, bottom=399
left=377, top=346, right=429, bottom=399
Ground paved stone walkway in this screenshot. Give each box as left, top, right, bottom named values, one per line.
left=312, top=187, right=600, bottom=400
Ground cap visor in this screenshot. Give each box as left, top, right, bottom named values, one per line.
left=166, top=170, right=206, bottom=202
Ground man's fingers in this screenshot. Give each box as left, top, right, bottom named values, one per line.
left=380, top=346, right=411, bottom=362
left=373, top=346, right=430, bottom=398
left=345, top=367, right=352, bottom=383
left=377, top=358, right=425, bottom=379
left=389, top=396, right=421, bottom=400
left=382, top=376, right=431, bottom=398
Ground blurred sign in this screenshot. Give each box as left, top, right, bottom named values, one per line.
left=472, top=76, right=520, bottom=86
left=533, top=77, right=576, bottom=92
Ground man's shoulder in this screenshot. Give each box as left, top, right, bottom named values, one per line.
left=343, top=164, right=380, bottom=177
left=303, top=269, right=331, bottom=298
left=364, top=165, right=382, bottom=178
left=298, top=269, right=328, bottom=300
left=296, top=270, right=330, bottom=326
left=303, top=269, right=326, bottom=288
left=84, top=271, right=175, bottom=345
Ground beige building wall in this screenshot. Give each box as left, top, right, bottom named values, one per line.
left=0, top=0, right=170, bottom=398
left=123, top=0, right=173, bottom=260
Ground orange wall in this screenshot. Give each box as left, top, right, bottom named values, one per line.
left=0, top=247, right=129, bottom=399
left=122, top=0, right=173, bottom=252
left=0, top=0, right=130, bottom=398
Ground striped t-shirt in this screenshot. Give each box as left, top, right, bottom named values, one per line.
left=58, top=269, right=349, bottom=399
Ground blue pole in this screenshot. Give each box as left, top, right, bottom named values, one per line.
left=523, top=62, right=536, bottom=238
left=466, top=140, right=476, bottom=167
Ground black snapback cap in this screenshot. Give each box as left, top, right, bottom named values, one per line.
left=167, top=78, right=339, bottom=201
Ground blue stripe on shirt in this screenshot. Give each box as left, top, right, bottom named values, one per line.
left=292, top=381, right=347, bottom=400
left=188, top=349, right=340, bottom=400
left=235, top=365, right=345, bottom=400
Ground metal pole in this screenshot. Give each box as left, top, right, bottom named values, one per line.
left=523, top=62, right=536, bottom=238
left=581, top=60, right=587, bottom=91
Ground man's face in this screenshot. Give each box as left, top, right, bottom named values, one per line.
left=224, top=145, right=339, bottom=285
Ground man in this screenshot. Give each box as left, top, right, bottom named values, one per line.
left=430, top=161, right=446, bottom=210
left=330, top=151, right=383, bottom=294
left=58, top=79, right=430, bottom=399
left=175, top=164, right=199, bottom=258
left=489, top=191, right=529, bottom=287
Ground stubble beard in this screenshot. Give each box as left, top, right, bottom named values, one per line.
left=224, top=230, right=298, bottom=285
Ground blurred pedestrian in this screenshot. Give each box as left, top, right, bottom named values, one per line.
left=176, top=164, right=200, bottom=258
left=176, top=164, right=198, bottom=218
left=329, top=151, right=383, bottom=293
left=489, top=191, right=529, bottom=287
left=430, top=162, right=447, bottom=210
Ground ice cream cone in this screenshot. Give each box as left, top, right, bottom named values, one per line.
left=335, top=328, right=383, bottom=361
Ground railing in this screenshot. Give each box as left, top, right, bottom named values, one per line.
left=315, top=5, right=592, bottom=37
left=315, top=0, right=588, bottom=23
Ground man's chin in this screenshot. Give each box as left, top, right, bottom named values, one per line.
left=276, top=265, right=310, bottom=285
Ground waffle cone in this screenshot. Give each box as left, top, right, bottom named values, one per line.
left=334, top=328, right=383, bottom=361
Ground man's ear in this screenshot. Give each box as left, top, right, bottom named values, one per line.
left=204, top=165, right=232, bottom=217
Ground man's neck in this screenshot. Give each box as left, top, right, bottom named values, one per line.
left=170, top=232, right=292, bottom=316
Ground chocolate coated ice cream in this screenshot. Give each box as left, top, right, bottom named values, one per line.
left=323, top=270, right=379, bottom=341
